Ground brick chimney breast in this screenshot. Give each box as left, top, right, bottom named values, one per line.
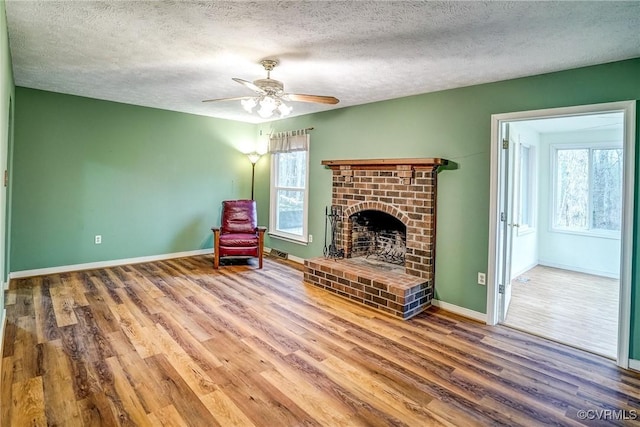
left=304, top=158, right=448, bottom=319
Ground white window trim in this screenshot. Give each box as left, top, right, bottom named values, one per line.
left=268, top=150, right=310, bottom=245
left=549, top=141, right=623, bottom=239
left=517, top=142, right=536, bottom=236
left=517, top=225, right=536, bottom=236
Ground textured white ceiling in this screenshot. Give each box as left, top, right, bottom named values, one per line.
left=5, top=1, right=640, bottom=123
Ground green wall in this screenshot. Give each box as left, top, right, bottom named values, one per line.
left=11, top=88, right=255, bottom=271
left=256, top=58, right=640, bottom=358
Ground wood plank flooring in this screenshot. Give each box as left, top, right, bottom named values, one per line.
left=504, top=265, right=619, bottom=358
left=2, top=255, right=640, bottom=426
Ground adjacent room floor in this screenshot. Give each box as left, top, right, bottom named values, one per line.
left=503, top=265, right=619, bottom=359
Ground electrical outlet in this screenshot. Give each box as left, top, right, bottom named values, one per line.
left=477, top=272, right=486, bottom=286
left=95, top=235, right=102, bottom=245
left=308, top=234, right=313, bottom=243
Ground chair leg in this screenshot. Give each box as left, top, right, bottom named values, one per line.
left=258, top=229, right=265, bottom=269
left=213, top=229, right=220, bottom=269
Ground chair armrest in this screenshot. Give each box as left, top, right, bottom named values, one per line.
left=257, top=226, right=267, bottom=234
left=211, top=226, right=221, bottom=232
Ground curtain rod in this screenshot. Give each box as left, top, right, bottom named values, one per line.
left=267, top=127, right=314, bottom=135
left=262, top=127, right=313, bottom=136
left=272, top=127, right=314, bottom=131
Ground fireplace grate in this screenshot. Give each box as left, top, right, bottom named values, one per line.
left=366, top=231, right=405, bottom=265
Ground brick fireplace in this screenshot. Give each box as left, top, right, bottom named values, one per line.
left=304, top=158, right=448, bottom=319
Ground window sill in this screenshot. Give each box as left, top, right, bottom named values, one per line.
left=549, top=227, right=621, bottom=240
left=268, top=232, right=308, bottom=246
left=517, top=226, right=536, bottom=237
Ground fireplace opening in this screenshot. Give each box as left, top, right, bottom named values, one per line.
left=350, top=210, right=406, bottom=265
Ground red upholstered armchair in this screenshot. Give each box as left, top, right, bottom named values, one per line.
left=211, top=200, right=266, bottom=269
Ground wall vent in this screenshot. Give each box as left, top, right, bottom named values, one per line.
left=270, top=249, right=289, bottom=259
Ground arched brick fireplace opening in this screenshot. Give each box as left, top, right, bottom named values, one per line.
left=346, top=205, right=407, bottom=266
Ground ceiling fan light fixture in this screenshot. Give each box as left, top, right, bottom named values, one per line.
left=203, top=59, right=336, bottom=119
left=257, top=96, right=276, bottom=118
left=241, top=98, right=257, bottom=113
left=244, top=94, right=291, bottom=119
left=259, top=95, right=276, bottom=109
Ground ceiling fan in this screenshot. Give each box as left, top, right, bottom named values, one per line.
left=202, top=59, right=339, bottom=118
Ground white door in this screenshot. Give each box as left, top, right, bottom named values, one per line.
left=497, top=122, right=515, bottom=322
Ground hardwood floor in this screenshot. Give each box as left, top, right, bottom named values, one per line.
left=504, top=265, right=619, bottom=358
left=2, top=255, right=640, bottom=426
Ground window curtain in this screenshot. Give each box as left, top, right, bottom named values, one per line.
left=268, top=129, right=310, bottom=153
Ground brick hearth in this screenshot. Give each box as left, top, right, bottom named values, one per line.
left=304, top=158, right=448, bottom=319
left=304, top=257, right=431, bottom=319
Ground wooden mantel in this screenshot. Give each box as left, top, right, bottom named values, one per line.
left=321, top=158, right=448, bottom=170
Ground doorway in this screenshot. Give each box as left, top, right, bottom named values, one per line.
left=487, top=101, right=636, bottom=368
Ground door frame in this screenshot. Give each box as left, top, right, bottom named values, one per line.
left=486, top=100, right=636, bottom=368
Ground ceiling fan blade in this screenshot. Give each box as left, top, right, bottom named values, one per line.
left=286, top=93, right=340, bottom=104
left=202, top=96, right=253, bottom=103
left=232, top=78, right=266, bottom=94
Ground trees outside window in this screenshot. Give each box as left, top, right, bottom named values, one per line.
left=553, top=144, right=622, bottom=235
left=270, top=150, right=309, bottom=242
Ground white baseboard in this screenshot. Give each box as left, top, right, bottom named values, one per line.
left=538, top=260, right=619, bottom=279
left=8, top=248, right=213, bottom=279
left=629, top=359, right=640, bottom=372
left=431, top=299, right=487, bottom=323
left=287, top=253, right=304, bottom=264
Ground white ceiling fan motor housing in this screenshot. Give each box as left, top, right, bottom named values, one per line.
left=254, top=78, right=284, bottom=96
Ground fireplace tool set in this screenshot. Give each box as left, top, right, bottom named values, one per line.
left=323, top=205, right=344, bottom=259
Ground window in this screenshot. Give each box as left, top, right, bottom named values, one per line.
left=518, top=144, right=535, bottom=232
left=552, top=143, right=623, bottom=236
left=269, top=131, right=310, bottom=243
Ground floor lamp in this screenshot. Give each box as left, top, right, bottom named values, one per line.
left=247, top=152, right=261, bottom=200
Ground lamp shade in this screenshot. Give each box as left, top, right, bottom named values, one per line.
left=247, top=152, right=261, bottom=164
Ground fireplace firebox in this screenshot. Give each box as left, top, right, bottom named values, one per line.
left=350, top=210, right=406, bottom=265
